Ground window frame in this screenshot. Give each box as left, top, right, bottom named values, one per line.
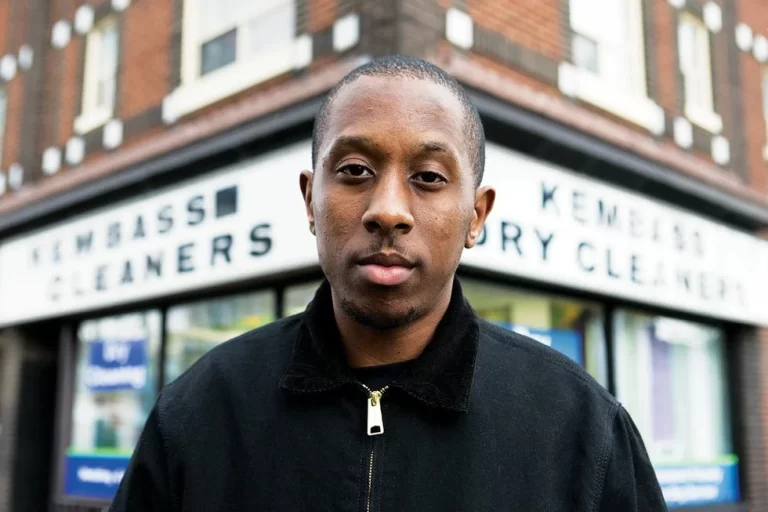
left=74, top=16, right=120, bottom=135
left=560, top=0, right=664, bottom=134
left=677, top=12, right=723, bottom=134
left=163, top=0, right=299, bottom=123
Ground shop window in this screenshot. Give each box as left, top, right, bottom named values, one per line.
left=613, top=311, right=738, bottom=508
left=66, top=311, right=162, bottom=500
left=562, top=0, right=663, bottom=133
left=74, top=17, right=119, bottom=135
left=460, top=278, right=608, bottom=387
left=678, top=12, right=722, bottom=133
left=283, top=280, right=324, bottom=317
left=164, top=290, right=276, bottom=385
left=163, top=0, right=296, bottom=122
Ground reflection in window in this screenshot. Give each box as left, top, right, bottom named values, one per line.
left=460, top=278, right=607, bottom=387
left=70, top=311, right=162, bottom=458
left=283, top=281, right=323, bottom=317
left=164, top=291, right=276, bottom=385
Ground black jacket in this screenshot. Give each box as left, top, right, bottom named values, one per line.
left=110, top=280, right=667, bottom=511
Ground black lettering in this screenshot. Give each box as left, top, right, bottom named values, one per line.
left=120, top=261, right=134, bottom=285
left=146, top=254, right=163, bottom=279
left=606, top=249, right=620, bottom=279
left=178, top=243, right=195, bottom=273
left=31, top=248, right=40, bottom=266
left=718, top=278, right=728, bottom=301
left=673, top=224, right=685, bottom=251
left=500, top=221, right=523, bottom=256
left=187, top=195, right=205, bottom=226
left=250, top=224, right=273, bottom=257
left=158, top=205, right=174, bottom=234
left=572, top=191, right=587, bottom=224
left=50, top=276, right=62, bottom=301
left=652, top=219, right=662, bottom=243
left=535, top=230, right=554, bottom=261
left=76, top=231, right=94, bottom=254
left=692, top=231, right=704, bottom=257
left=95, top=266, right=108, bottom=291
left=107, top=222, right=121, bottom=248
left=577, top=242, right=595, bottom=272
left=597, top=200, right=619, bottom=229
left=211, top=235, right=233, bottom=265
left=133, top=216, right=146, bottom=239
left=630, top=254, right=643, bottom=285
left=541, top=183, right=559, bottom=214
left=53, top=242, right=61, bottom=263
left=629, top=210, right=643, bottom=239
left=677, top=268, right=691, bottom=292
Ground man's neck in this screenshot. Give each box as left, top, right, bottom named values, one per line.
left=334, top=281, right=454, bottom=368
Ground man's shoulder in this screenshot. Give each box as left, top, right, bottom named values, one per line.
left=160, top=314, right=303, bottom=404
left=477, top=319, right=617, bottom=410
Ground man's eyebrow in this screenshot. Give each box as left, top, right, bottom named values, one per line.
left=419, top=141, right=452, bottom=154
left=327, top=135, right=386, bottom=158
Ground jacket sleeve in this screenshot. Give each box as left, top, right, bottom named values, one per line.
left=598, top=405, right=668, bottom=512
left=109, top=403, right=174, bottom=511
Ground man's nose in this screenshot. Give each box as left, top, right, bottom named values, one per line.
left=362, top=174, right=415, bottom=235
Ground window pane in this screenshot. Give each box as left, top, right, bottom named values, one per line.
left=66, top=311, right=161, bottom=499
left=614, top=311, right=738, bottom=508
left=100, top=25, right=119, bottom=76
left=247, top=2, right=295, bottom=55
left=283, top=281, right=324, bottom=317
left=572, top=33, right=599, bottom=74
left=200, top=28, right=237, bottom=76
left=199, top=0, right=243, bottom=40
left=164, top=291, right=276, bottom=385
left=97, top=77, right=116, bottom=110
left=460, top=278, right=608, bottom=387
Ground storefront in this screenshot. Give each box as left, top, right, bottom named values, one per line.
left=0, top=139, right=765, bottom=510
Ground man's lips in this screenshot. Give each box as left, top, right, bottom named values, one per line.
left=357, top=252, right=416, bottom=286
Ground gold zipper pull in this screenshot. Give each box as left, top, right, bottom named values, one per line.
left=367, top=388, right=386, bottom=436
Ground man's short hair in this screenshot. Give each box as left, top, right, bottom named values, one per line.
left=311, top=55, right=486, bottom=187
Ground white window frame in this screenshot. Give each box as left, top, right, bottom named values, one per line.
left=762, top=67, right=768, bottom=160
left=162, top=0, right=297, bottom=124
left=678, top=12, right=722, bottom=134
left=0, top=86, right=6, bottom=170
left=74, top=16, right=119, bottom=135
left=559, top=0, right=664, bottom=134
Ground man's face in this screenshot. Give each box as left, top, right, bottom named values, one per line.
left=301, top=76, right=494, bottom=330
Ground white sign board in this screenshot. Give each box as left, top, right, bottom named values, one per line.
left=1, top=141, right=767, bottom=327
left=0, top=141, right=318, bottom=327
left=462, top=144, right=768, bottom=326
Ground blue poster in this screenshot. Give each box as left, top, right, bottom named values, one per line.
left=86, top=339, right=148, bottom=392
left=64, top=453, right=130, bottom=499
left=656, top=461, right=740, bottom=508
left=499, top=324, right=584, bottom=366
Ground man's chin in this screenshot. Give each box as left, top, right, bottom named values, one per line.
left=340, top=296, right=421, bottom=331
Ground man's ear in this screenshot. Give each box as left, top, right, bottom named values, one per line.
left=299, top=170, right=315, bottom=236
left=465, top=186, right=496, bottom=249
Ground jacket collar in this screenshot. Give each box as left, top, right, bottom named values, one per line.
left=279, top=278, right=480, bottom=412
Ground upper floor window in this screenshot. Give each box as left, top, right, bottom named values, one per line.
left=562, top=0, right=664, bottom=134
left=570, top=0, right=647, bottom=97
left=164, top=0, right=297, bottom=123
left=678, top=13, right=721, bottom=133
left=75, top=17, right=119, bottom=135
left=0, top=87, right=6, bottom=169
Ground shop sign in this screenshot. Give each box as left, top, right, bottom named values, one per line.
left=86, top=339, right=148, bottom=392
left=462, top=145, right=768, bottom=326
left=656, top=460, right=740, bottom=508
left=2, top=141, right=768, bottom=326
left=503, top=324, right=584, bottom=366
left=64, top=452, right=130, bottom=500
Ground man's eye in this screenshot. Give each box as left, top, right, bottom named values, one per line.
left=338, top=164, right=372, bottom=177
left=414, top=171, right=446, bottom=184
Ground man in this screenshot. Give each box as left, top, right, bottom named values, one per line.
left=110, top=55, right=667, bottom=511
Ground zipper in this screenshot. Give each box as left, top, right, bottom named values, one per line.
left=360, top=384, right=388, bottom=512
